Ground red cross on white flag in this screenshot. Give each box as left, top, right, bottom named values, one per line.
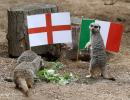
left=27, top=12, right=72, bottom=47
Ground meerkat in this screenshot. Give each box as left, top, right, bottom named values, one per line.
left=13, top=50, right=44, bottom=96
left=17, top=50, right=39, bottom=64
left=86, top=23, right=115, bottom=81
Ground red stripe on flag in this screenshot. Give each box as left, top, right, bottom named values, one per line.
left=106, top=23, right=123, bottom=52
left=46, top=13, right=53, bottom=44
left=53, top=25, right=71, bottom=31
left=28, top=25, right=71, bottom=34
left=28, top=27, right=47, bottom=33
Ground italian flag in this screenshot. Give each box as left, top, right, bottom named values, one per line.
left=27, top=12, right=72, bottom=47
left=79, top=19, right=123, bottom=52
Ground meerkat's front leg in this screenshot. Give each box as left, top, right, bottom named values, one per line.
left=86, top=60, right=96, bottom=78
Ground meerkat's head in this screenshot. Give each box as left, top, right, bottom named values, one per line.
left=89, top=23, right=101, bottom=34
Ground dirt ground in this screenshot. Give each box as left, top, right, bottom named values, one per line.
left=0, top=0, right=130, bottom=100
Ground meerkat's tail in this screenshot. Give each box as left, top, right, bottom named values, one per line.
left=108, top=77, right=115, bottom=81
left=103, top=77, right=116, bottom=81
left=101, top=74, right=116, bottom=81
left=17, top=78, right=29, bottom=96
left=102, top=77, right=116, bottom=81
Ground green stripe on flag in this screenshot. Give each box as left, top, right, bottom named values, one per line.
left=79, top=19, right=95, bottom=50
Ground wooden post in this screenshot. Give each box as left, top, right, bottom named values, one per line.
left=65, top=25, right=80, bottom=60
left=7, top=4, right=59, bottom=57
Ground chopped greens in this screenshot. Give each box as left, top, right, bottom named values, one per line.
left=37, top=62, right=76, bottom=85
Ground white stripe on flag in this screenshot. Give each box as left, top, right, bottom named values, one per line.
left=29, top=32, right=47, bottom=47
left=95, top=20, right=111, bottom=47
left=51, top=12, right=71, bottom=26
left=27, top=14, right=46, bottom=28
left=53, top=30, right=72, bottom=43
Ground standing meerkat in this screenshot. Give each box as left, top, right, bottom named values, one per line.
left=86, top=23, right=115, bottom=81
left=14, top=50, right=44, bottom=96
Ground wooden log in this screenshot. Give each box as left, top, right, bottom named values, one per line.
left=7, top=4, right=59, bottom=57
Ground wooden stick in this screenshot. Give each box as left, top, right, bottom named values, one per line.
left=76, top=16, right=84, bottom=61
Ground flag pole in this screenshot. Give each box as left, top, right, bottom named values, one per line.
left=28, top=36, right=32, bottom=51
left=29, top=43, right=32, bottom=51
left=76, top=16, right=84, bottom=61
left=30, top=47, right=32, bottom=50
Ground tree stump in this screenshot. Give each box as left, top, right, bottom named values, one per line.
left=7, top=3, right=59, bottom=57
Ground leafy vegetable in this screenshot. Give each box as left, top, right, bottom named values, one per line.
left=37, top=62, right=76, bottom=85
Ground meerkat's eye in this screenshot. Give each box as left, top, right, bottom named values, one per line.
left=94, top=26, right=99, bottom=28
left=90, top=25, right=94, bottom=27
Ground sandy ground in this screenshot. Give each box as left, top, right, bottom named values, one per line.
left=0, top=0, right=130, bottom=100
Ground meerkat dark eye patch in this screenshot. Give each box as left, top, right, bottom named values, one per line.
left=90, top=24, right=99, bottom=29
left=94, top=26, right=99, bottom=28
left=90, top=25, right=94, bottom=27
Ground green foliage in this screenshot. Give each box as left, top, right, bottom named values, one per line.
left=37, top=62, right=76, bottom=85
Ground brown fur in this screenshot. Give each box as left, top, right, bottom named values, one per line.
left=86, top=23, right=115, bottom=81
left=15, top=77, right=29, bottom=96
left=14, top=50, right=43, bottom=96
